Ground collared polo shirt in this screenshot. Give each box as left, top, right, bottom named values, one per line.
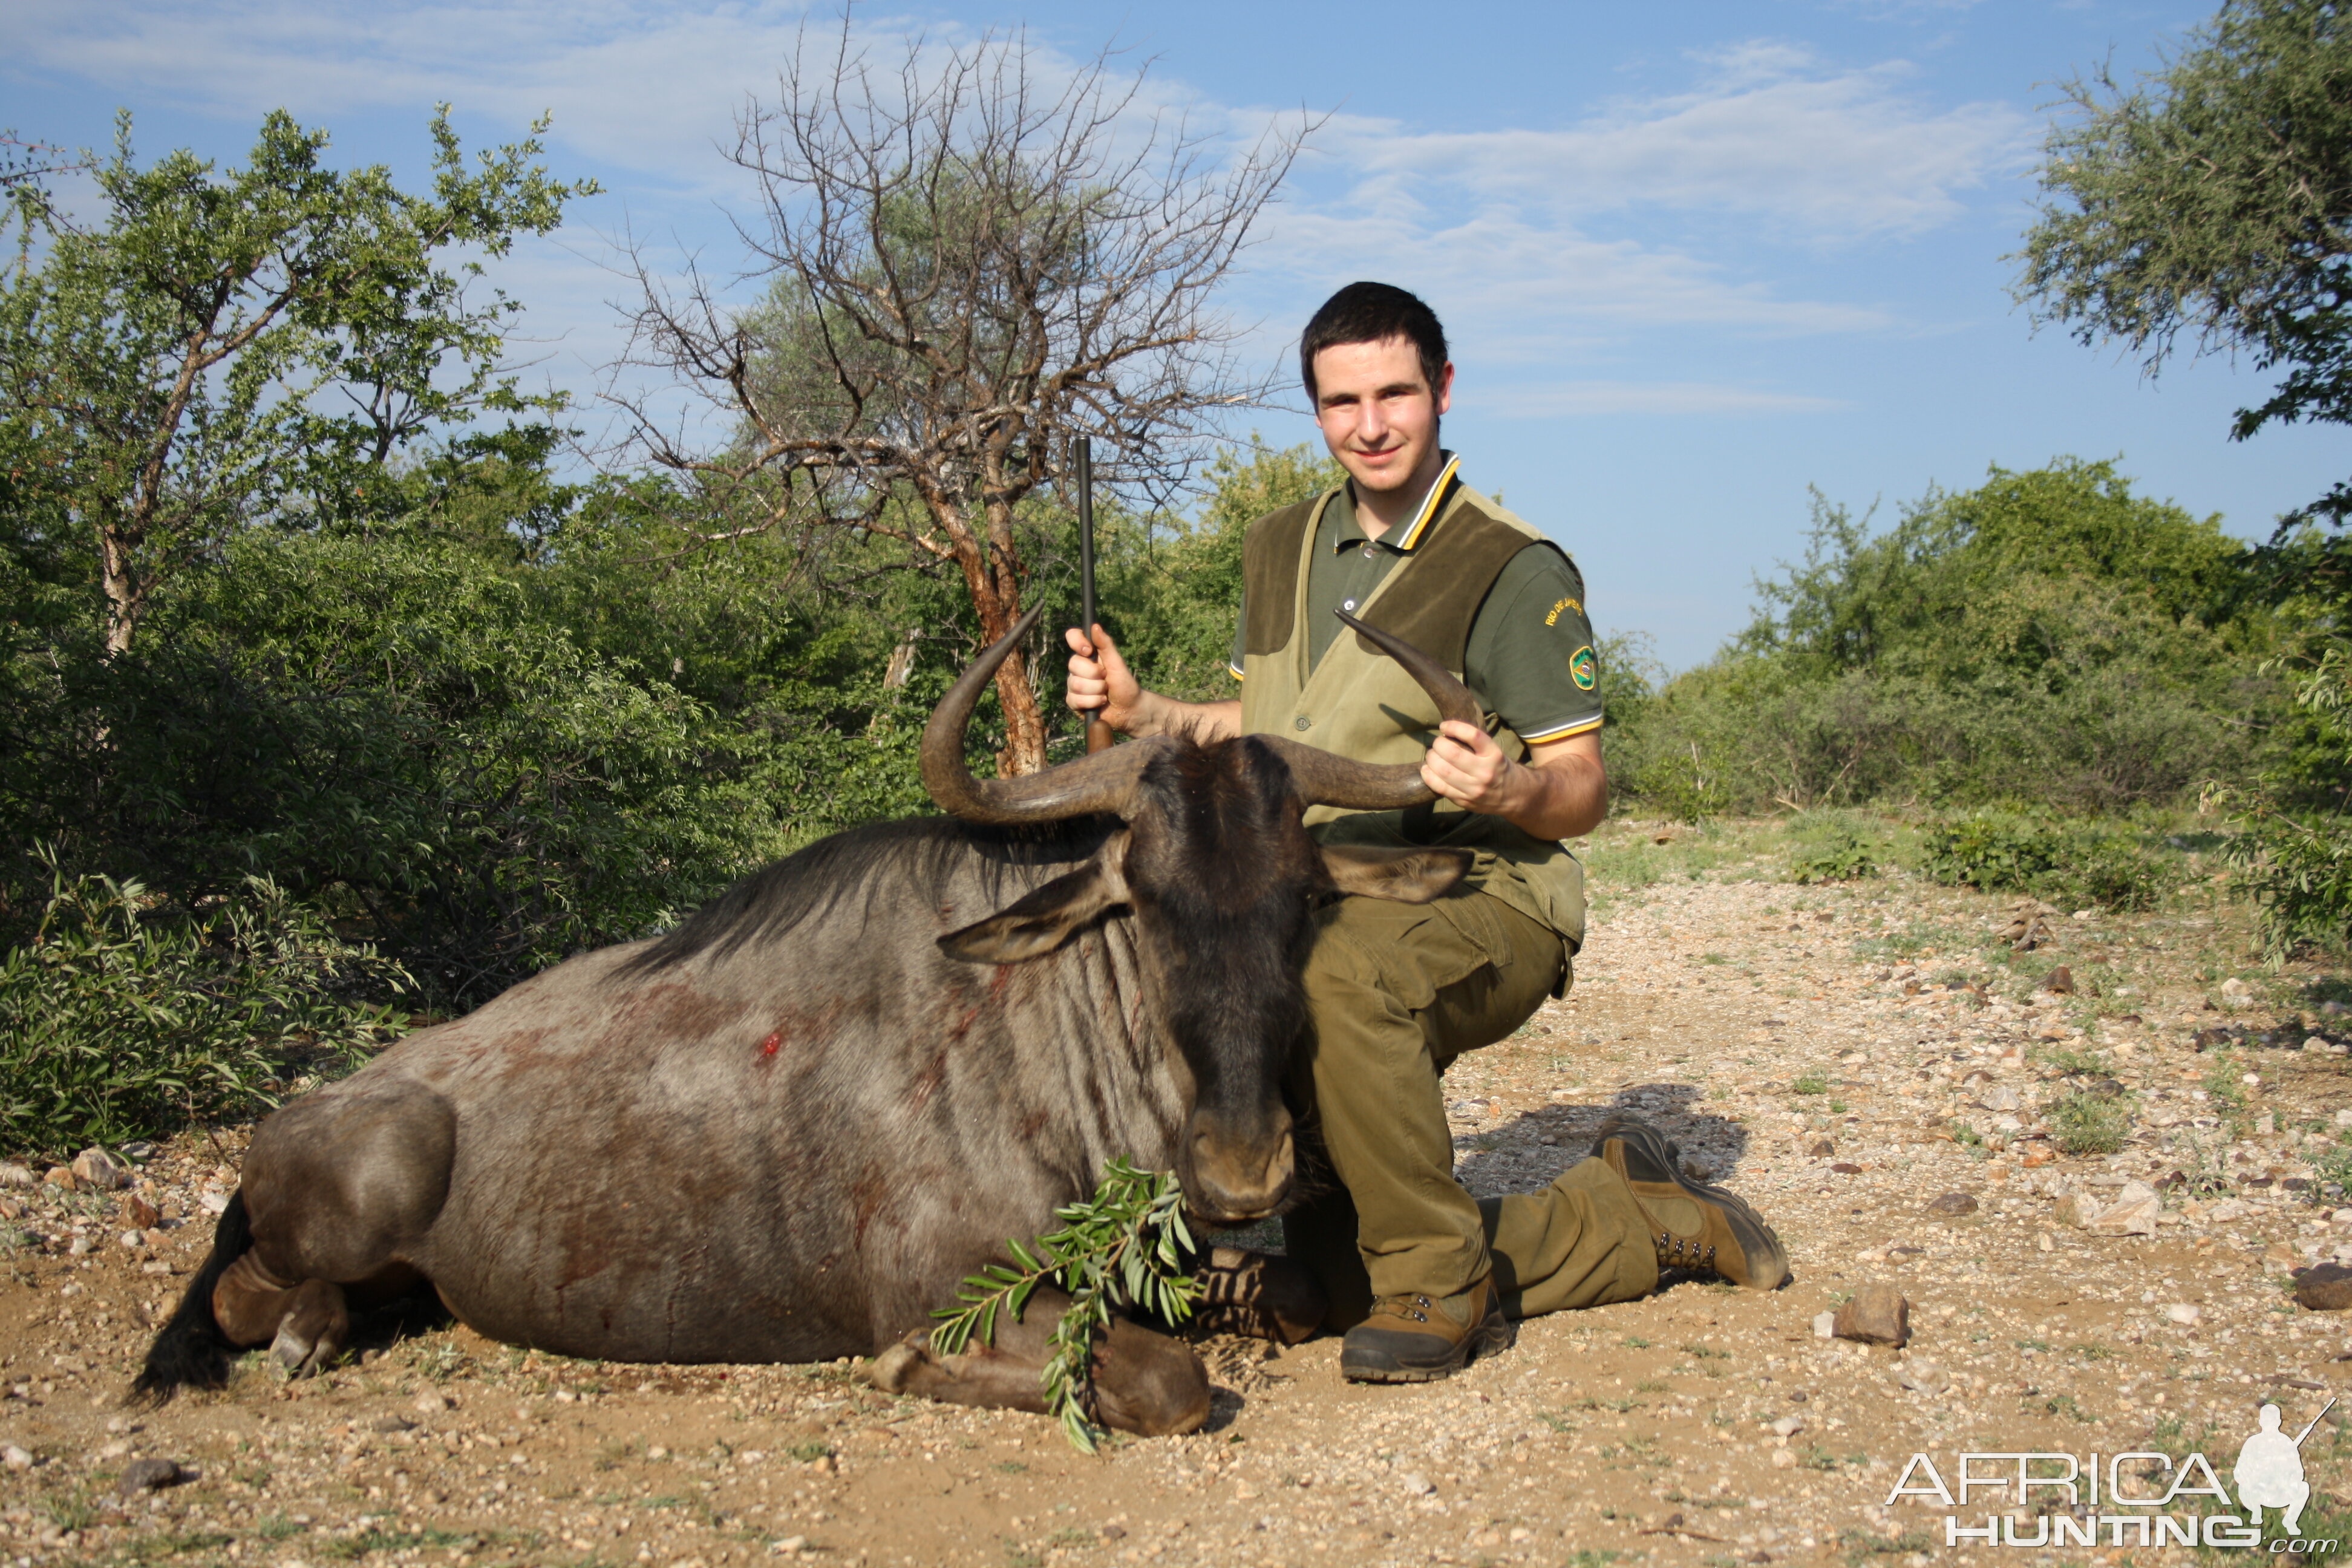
left=1228, top=452, right=1605, bottom=744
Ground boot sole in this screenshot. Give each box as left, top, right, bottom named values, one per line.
left=1593, top=1113, right=1791, bottom=1290
left=1341, top=1314, right=1515, bottom=1383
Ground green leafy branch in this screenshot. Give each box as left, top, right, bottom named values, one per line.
left=929, top=1158, right=1200, bottom=1452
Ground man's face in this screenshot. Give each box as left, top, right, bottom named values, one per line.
left=1310, top=335, right=1454, bottom=495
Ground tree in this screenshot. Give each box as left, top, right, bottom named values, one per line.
left=0, top=109, right=593, bottom=653
left=2015, top=0, right=2352, bottom=522
left=613, top=16, right=1307, bottom=773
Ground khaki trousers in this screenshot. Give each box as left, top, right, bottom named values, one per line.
left=1281, top=888, right=1660, bottom=1328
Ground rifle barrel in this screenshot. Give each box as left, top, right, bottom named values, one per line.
left=1077, top=437, right=1097, bottom=638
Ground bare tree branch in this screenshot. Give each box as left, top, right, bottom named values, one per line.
left=604, top=8, right=1310, bottom=773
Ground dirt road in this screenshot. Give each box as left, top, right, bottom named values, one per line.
left=5, top=816, right=2350, bottom=1567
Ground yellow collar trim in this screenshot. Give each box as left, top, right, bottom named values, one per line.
left=1392, top=452, right=1462, bottom=552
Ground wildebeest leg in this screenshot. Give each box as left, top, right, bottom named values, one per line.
left=213, top=1253, right=424, bottom=1375
left=213, top=1079, right=456, bottom=1377
left=870, top=1289, right=1211, bottom=1437
left=1186, top=1247, right=1326, bottom=1345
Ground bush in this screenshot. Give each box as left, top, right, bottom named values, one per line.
left=1788, top=820, right=1881, bottom=884
left=2047, top=1089, right=2133, bottom=1155
left=1610, top=461, right=2283, bottom=817
left=1916, top=812, right=2180, bottom=910
left=0, top=864, right=410, bottom=1158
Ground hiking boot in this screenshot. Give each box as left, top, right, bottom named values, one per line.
left=1590, top=1112, right=1790, bottom=1290
left=1339, top=1275, right=1513, bottom=1383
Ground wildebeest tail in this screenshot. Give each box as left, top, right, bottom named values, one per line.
left=128, top=1189, right=250, bottom=1405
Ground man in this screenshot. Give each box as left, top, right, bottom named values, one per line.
left=1067, top=282, right=1785, bottom=1383
left=2234, top=1403, right=2314, bottom=1535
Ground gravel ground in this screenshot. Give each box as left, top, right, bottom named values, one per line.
left=4, top=817, right=2350, bottom=1568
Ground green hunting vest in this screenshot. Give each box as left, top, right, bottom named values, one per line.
left=1237, top=482, right=1588, bottom=954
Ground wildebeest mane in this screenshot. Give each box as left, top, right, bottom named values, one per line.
left=622, top=813, right=1119, bottom=975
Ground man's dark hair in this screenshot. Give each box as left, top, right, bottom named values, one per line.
left=1299, top=282, right=1447, bottom=403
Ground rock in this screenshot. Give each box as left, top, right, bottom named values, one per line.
left=775, top=1537, right=808, bottom=1555
left=1808, top=1139, right=1835, bottom=1157
left=1769, top=1414, right=1805, bottom=1437
left=2022, top=1145, right=2057, bottom=1169
left=1770, top=1448, right=1799, bottom=1469
left=370, top=1416, right=415, bottom=1434
left=413, top=1391, right=453, bottom=1414
left=42, top=1166, right=74, bottom=1191
left=117, top=1458, right=184, bottom=1496
left=2000, top=900, right=2060, bottom=952
left=1832, top=1284, right=1911, bottom=1347
left=2163, top=1302, right=2201, bottom=1325
left=71, top=1148, right=132, bottom=1192
left=2207, top=1199, right=2250, bottom=1223
left=0, top=1164, right=30, bottom=1188
left=2038, top=966, right=2074, bottom=995
left=2221, top=977, right=2253, bottom=1004
left=2267, top=1243, right=2303, bottom=1270
left=2296, top=1264, right=2352, bottom=1312
left=1926, top=1192, right=1978, bottom=1217
left=1979, top=1086, right=2022, bottom=1112
left=198, top=1191, right=230, bottom=1215
left=2, top=1445, right=30, bottom=1471
left=2089, top=1180, right=2162, bottom=1237
left=1400, top=1471, right=1435, bottom=1497
left=1812, top=1311, right=1837, bottom=1339
left=122, top=1193, right=160, bottom=1230
left=117, top=1230, right=143, bottom=1251
left=1895, top=1361, right=1950, bottom=1394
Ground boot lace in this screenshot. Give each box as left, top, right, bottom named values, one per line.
left=1369, top=1292, right=1434, bottom=1325
left=1655, top=1232, right=1717, bottom=1271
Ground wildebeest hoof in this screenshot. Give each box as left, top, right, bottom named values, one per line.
left=868, top=1338, right=924, bottom=1394
left=270, top=1325, right=324, bottom=1377
left=1189, top=1247, right=1327, bottom=1345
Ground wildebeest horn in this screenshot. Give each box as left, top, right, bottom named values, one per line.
left=1263, top=610, right=1488, bottom=811
left=920, top=604, right=1168, bottom=825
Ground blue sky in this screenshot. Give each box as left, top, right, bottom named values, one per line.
left=7, top=0, right=2343, bottom=669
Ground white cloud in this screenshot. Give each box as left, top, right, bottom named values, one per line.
left=1315, top=41, right=2034, bottom=243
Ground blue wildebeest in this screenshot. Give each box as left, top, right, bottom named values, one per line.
left=133, top=608, right=1480, bottom=1434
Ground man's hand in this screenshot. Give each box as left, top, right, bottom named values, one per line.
left=1064, top=624, right=1242, bottom=743
left=1064, top=623, right=1143, bottom=732
left=1422, top=722, right=1607, bottom=841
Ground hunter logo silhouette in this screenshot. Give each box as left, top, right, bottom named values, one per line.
left=2235, top=1397, right=2332, bottom=1535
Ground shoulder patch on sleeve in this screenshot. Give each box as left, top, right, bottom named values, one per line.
left=1544, top=595, right=1584, bottom=627
left=1569, top=645, right=1597, bottom=691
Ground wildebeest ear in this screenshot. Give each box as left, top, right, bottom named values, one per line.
left=1319, top=845, right=1472, bottom=903
left=938, top=837, right=1132, bottom=964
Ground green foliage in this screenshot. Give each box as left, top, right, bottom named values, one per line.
left=1916, top=812, right=2181, bottom=910
left=2047, top=1089, right=2133, bottom=1155
left=1612, top=461, right=2277, bottom=817
left=0, top=108, right=593, bottom=650
left=1790, top=1073, right=1829, bottom=1096
left=2017, top=0, right=2352, bottom=523
left=3, top=526, right=814, bottom=1004
left=1788, top=820, right=1880, bottom=884
left=930, top=1158, right=1200, bottom=1452
left=0, top=859, right=409, bottom=1158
